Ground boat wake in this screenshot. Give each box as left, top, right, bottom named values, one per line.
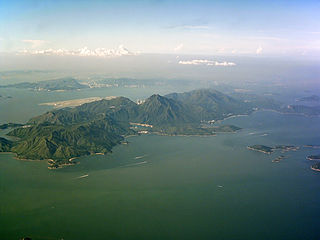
left=122, top=161, right=148, bottom=167
left=75, top=174, right=89, bottom=179
left=134, top=155, right=147, bottom=160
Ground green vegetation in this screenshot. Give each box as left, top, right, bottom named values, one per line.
left=230, top=92, right=281, bottom=111
left=274, top=145, right=299, bottom=151
left=247, top=145, right=273, bottom=154
left=166, top=89, right=252, bottom=120
left=8, top=118, right=132, bottom=164
left=0, top=77, right=89, bottom=91
left=0, top=123, right=24, bottom=129
left=3, top=89, right=250, bottom=168
left=0, top=137, right=13, bottom=152
left=248, top=145, right=300, bottom=154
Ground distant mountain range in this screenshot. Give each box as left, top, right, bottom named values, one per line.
left=297, top=95, right=320, bottom=102
left=0, top=77, right=89, bottom=91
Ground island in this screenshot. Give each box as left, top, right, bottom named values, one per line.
left=247, top=145, right=273, bottom=154
left=247, top=144, right=300, bottom=154
left=274, top=145, right=300, bottom=152
left=303, top=145, right=320, bottom=149
left=311, top=162, right=320, bottom=172
left=0, top=94, right=12, bottom=101
left=281, top=105, right=320, bottom=116
left=272, top=155, right=286, bottom=163
left=297, top=95, right=320, bottom=102
left=0, top=77, right=89, bottom=91
left=307, top=155, right=320, bottom=161
left=0, top=89, right=249, bottom=168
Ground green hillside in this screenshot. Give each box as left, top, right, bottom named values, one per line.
left=1, top=77, right=89, bottom=91
left=4, top=89, right=250, bottom=167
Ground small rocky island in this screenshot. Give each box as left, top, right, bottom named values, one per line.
left=248, top=144, right=320, bottom=172
left=247, top=145, right=300, bottom=154
left=272, top=155, right=286, bottom=163
left=247, top=145, right=273, bottom=154
left=307, top=155, right=320, bottom=161
left=307, top=154, right=320, bottom=172
left=311, top=162, right=320, bottom=172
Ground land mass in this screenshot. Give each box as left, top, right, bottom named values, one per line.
left=0, top=123, right=24, bottom=129
left=3, top=88, right=301, bottom=169
left=247, top=145, right=273, bottom=154
left=311, top=162, right=320, bottom=172
left=307, top=155, right=320, bottom=160
left=247, top=145, right=299, bottom=154
left=39, top=96, right=117, bottom=109
left=0, top=137, right=12, bottom=152
left=0, top=77, right=89, bottom=91
left=282, top=105, right=320, bottom=116
left=297, top=95, right=320, bottom=102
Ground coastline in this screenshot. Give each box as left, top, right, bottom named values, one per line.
left=259, top=108, right=319, bottom=118
left=247, top=146, right=272, bottom=154
left=311, top=166, right=320, bottom=172
left=307, top=156, right=320, bottom=161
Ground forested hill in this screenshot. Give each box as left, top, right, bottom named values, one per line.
left=1, top=88, right=270, bottom=167
left=0, top=77, right=89, bottom=91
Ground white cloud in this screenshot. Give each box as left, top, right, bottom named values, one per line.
left=174, top=43, right=184, bottom=52
left=256, top=46, right=263, bottom=54
left=178, top=59, right=236, bottom=66
left=22, top=39, right=49, bottom=48
left=18, top=45, right=137, bottom=57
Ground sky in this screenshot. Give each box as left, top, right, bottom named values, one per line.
left=0, top=0, right=320, bottom=56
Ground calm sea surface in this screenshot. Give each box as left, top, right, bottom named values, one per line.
left=1, top=88, right=320, bottom=240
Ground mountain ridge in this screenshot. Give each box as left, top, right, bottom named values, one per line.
left=0, top=88, right=261, bottom=168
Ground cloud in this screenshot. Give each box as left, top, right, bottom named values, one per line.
left=178, top=59, right=236, bottom=66
left=22, top=39, right=49, bottom=48
left=174, top=43, right=184, bottom=52
left=256, top=46, right=263, bottom=54
left=18, top=45, right=137, bottom=57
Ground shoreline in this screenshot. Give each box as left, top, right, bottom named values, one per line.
left=0, top=151, right=80, bottom=169
left=311, top=166, right=320, bottom=172
left=247, top=146, right=272, bottom=154
left=259, top=108, right=319, bottom=118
